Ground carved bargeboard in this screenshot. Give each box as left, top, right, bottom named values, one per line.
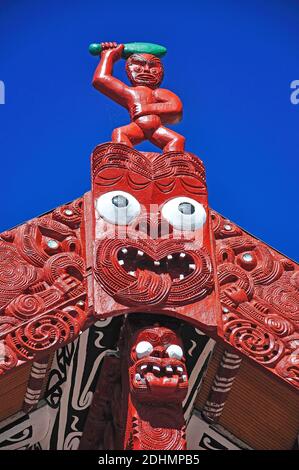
left=213, top=211, right=299, bottom=389
left=0, top=199, right=88, bottom=375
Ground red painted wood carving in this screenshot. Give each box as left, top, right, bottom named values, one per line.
left=23, top=356, right=50, bottom=413
left=0, top=40, right=297, bottom=452
left=89, top=143, right=219, bottom=330
left=80, top=316, right=187, bottom=450
left=92, top=42, right=185, bottom=152
left=213, top=211, right=299, bottom=389
left=0, top=199, right=88, bottom=375
left=122, top=318, right=187, bottom=450
left=202, top=349, right=242, bottom=423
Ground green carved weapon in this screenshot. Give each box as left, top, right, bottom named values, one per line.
left=89, top=42, right=167, bottom=58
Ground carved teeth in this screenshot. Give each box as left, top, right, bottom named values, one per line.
left=177, top=366, right=183, bottom=374
left=166, top=366, right=173, bottom=373
left=129, top=271, right=135, bottom=276
left=135, top=373, right=141, bottom=381
left=140, top=378, right=146, bottom=384
left=182, top=375, right=187, bottom=382
left=154, top=261, right=160, bottom=266
left=167, top=255, right=173, bottom=260
left=189, top=264, right=195, bottom=270
left=152, top=366, right=160, bottom=373
left=140, top=365, right=147, bottom=371
left=180, top=253, right=186, bottom=258
left=179, top=274, right=185, bottom=280
left=119, top=260, right=124, bottom=265
left=137, top=250, right=144, bottom=256
left=121, top=248, right=128, bottom=254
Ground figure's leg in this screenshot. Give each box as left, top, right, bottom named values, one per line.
left=150, top=126, right=185, bottom=152
left=112, top=123, right=144, bottom=147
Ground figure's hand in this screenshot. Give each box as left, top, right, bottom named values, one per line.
left=101, top=42, right=124, bottom=61
left=130, top=103, right=149, bottom=119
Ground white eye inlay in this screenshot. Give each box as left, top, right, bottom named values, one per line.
left=136, top=341, right=154, bottom=359
left=96, top=190, right=141, bottom=225
left=161, top=197, right=206, bottom=231
left=166, top=344, right=183, bottom=360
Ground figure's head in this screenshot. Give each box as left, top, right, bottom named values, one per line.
left=92, top=145, right=213, bottom=312
left=126, top=53, right=164, bottom=88
left=122, top=315, right=188, bottom=403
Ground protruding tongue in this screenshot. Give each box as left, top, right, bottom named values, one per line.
left=145, top=372, right=179, bottom=392
left=117, top=269, right=172, bottom=305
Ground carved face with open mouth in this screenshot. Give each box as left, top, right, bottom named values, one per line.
left=92, top=144, right=217, bottom=323
left=96, top=235, right=213, bottom=307
left=129, top=326, right=188, bottom=403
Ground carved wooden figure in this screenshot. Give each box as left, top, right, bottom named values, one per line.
left=0, top=41, right=298, bottom=452
left=80, top=315, right=188, bottom=450
left=92, top=42, right=185, bottom=152
left=89, top=143, right=220, bottom=332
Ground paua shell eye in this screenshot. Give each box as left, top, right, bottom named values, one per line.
left=161, top=197, right=206, bottom=231
left=96, top=190, right=141, bottom=225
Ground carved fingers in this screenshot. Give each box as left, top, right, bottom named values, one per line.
left=130, top=103, right=143, bottom=119
left=101, top=42, right=124, bottom=61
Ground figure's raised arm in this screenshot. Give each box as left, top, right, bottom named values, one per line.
left=92, top=43, right=130, bottom=106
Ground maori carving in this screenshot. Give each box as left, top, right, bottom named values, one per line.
left=122, top=317, right=188, bottom=450
left=0, top=199, right=87, bottom=375
left=213, top=211, right=299, bottom=389
left=95, top=236, right=213, bottom=307
left=23, top=356, right=50, bottom=413
left=92, top=42, right=185, bottom=152
left=90, top=143, right=219, bottom=330
left=202, top=350, right=242, bottom=423
left=81, top=315, right=188, bottom=450
left=78, top=355, right=121, bottom=450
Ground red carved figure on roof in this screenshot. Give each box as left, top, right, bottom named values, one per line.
left=92, top=42, right=185, bottom=152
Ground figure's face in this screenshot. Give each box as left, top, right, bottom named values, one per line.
left=92, top=145, right=216, bottom=321
left=126, top=53, right=164, bottom=88
left=129, top=326, right=188, bottom=402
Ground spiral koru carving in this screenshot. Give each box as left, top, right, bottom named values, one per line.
left=6, top=309, right=82, bottom=360
left=0, top=202, right=86, bottom=375
left=5, top=294, right=45, bottom=320
left=215, top=213, right=299, bottom=388
left=224, top=318, right=285, bottom=365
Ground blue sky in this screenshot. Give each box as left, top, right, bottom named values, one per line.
left=0, top=0, right=298, bottom=260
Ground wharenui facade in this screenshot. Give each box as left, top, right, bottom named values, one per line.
left=0, top=42, right=298, bottom=451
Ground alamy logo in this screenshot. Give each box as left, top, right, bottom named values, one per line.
left=290, top=80, right=299, bottom=105
left=0, top=81, right=5, bottom=104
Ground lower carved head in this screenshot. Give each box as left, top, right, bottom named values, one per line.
left=128, top=323, right=188, bottom=403
left=126, top=53, right=164, bottom=89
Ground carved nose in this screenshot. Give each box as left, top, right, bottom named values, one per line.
left=151, top=346, right=166, bottom=358
left=135, top=214, right=172, bottom=239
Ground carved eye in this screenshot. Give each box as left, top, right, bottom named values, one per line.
left=161, top=197, right=206, bottom=231
left=96, top=190, right=141, bottom=225
left=136, top=341, right=154, bottom=359
left=166, top=344, right=183, bottom=360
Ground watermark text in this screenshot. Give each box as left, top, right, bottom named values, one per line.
left=0, top=81, right=5, bottom=104
left=290, top=80, right=299, bottom=105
